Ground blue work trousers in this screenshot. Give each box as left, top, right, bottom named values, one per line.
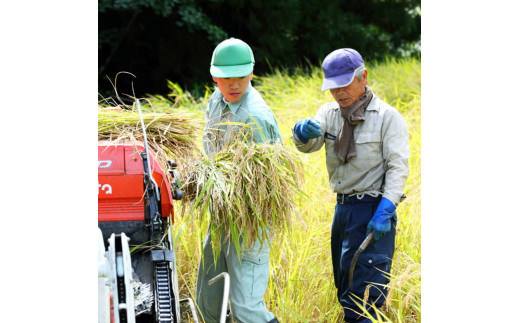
left=331, top=195, right=396, bottom=323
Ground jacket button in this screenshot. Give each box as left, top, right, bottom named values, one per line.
left=368, top=259, right=373, bottom=264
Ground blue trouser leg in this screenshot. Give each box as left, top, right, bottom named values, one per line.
left=331, top=196, right=397, bottom=323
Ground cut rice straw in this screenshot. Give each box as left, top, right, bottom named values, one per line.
left=98, top=104, right=203, bottom=172
left=182, top=139, right=306, bottom=260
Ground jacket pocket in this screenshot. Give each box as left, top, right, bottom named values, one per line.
left=241, top=243, right=270, bottom=298
left=355, top=132, right=381, bottom=144
left=348, top=132, right=382, bottom=172
left=351, top=252, right=391, bottom=297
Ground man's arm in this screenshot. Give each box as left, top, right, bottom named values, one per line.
left=367, top=106, right=410, bottom=240
left=248, top=107, right=282, bottom=144
left=381, top=108, right=410, bottom=205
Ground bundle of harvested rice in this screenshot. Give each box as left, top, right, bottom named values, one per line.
left=98, top=106, right=203, bottom=170
left=182, top=140, right=306, bottom=259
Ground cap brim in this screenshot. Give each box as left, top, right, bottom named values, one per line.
left=321, top=72, right=355, bottom=91
left=210, top=63, right=254, bottom=78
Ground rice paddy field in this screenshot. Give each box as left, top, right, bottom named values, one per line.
left=133, top=56, right=421, bottom=322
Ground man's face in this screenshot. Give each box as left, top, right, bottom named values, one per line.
left=213, top=73, right=253, bottom=104
left=329, top=70, right=368, bottom=108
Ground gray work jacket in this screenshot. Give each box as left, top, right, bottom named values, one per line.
left=291, top=94, right=410, bottom=205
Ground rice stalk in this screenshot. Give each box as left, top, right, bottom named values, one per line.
left=98, top=106, right=203, bottom=172
left=168, top=57, right=420, bottom=322
left=182, top=140, right=306, bottom=260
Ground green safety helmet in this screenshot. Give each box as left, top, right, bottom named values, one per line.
left=210, top=38, right=255, bottom=78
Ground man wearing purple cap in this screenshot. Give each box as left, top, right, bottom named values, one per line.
left=291, top=48, right=409, bottom=322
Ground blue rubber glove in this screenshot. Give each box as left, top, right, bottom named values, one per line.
left=294, top=117, right=323, bottom=143
left=367, top=197, right=396, bottom=241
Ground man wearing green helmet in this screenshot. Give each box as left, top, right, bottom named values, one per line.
left=195, top=37, right=281, bottom=323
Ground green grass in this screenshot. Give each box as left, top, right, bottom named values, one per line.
left=167, top=56, right=421, bottom=323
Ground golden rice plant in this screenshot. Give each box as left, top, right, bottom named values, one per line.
left=182, top=139, right=306, bottom=260
left=98, top=106, right=203, bottom=172
left=167, top=57, right=419, bottom=322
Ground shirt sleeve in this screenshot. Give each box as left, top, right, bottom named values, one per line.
left=248, top=107, right=282, bottom=144
left=381, top=109, right=410, bottom=205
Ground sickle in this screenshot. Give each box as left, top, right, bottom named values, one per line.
left=348, top=231, right=374, bottom=289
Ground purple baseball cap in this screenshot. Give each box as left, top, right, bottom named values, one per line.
left=321, top=48, right=365, bottom=91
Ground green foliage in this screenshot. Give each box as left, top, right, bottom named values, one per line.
left=98, top=0, right=421, bottom=97
left=176, top=0, right=227, bottom=42
left=99, top=0, right=180, bottom=16
left=145, top=80, right=209, bottom=114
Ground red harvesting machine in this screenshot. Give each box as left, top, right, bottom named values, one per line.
left=97, top=100, right=229, bottom=323
left=98, top=139, right=191, bottom=323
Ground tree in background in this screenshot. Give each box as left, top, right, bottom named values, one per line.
left=98, top=0, right=420, bottom=98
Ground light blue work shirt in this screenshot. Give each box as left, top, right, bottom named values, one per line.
left=203, top=83, right=282, bottom=156
left=197, top=82, right=280, bottom=323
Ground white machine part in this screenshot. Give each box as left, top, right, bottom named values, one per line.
left=98, top=228, right=111, bottom=323
left=98, top=230, right=137, bottom=323
left=98, top=226, right=230, bottom=323
left=108, top=232, right=136, bottom=323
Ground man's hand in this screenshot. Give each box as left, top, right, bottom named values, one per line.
left=294, top=117, right=323, bottom=143
left=367, top=197, right=396, bottom=240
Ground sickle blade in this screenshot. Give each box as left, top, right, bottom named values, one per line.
left=348, top=231, right=374, bottom=289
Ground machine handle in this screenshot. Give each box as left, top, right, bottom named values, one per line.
left=179, top=298, right=200, bottom=323
left=208, top=272, right=231, bottom=323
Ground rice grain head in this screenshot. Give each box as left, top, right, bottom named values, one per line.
left=182, top=138, right=305, bottom=260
